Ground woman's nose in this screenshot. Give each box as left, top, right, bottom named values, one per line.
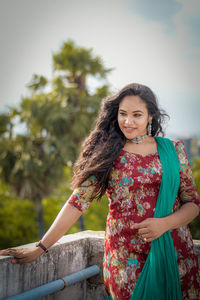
left=125, top=116, right=134, bottom=125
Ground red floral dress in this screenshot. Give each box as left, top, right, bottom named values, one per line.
left=68, top=139, right=200, bottom=300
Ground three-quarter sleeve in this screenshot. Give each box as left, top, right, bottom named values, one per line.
left=67, top=176, right=99, bottom=213
left=174, top=139, right=200, bottom=211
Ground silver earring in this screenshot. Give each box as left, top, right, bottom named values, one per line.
left=147, top=120, right=152, bottom=136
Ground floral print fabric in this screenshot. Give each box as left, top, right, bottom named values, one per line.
left=67, top=140, right=200, bottom=300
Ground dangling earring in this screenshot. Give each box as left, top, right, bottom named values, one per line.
left=147, top=120, right=152, bottom=136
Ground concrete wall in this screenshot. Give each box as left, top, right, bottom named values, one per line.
left=0, top=231, right=106, bottom=300
left=0, top=231, right=200, bottom=300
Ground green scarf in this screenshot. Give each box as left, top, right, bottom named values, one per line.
left=131, top=137, right=183, bottom=300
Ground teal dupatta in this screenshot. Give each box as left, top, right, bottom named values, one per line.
left=131, top=137, right=183, bottom=300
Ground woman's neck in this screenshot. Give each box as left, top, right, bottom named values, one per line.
left=124, top=137, right=157, bottom=155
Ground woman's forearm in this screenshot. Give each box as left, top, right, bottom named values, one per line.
left=39, top=202, right=82, bottom=250
left=164, top=202, right=199, bottom=231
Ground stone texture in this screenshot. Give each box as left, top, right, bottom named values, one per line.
left=0, top=231, right=105, bottom=300
left=0, top=231, right=199, bottom=300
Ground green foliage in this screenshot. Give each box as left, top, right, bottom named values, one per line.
left=27, top=74, right=48, bottom=93
left=0, top=182, right=38, bottom=249
left=191, top=157, right=200, bottom=192
left=189, top=157, right=200, bottom=239
left=0, top=113, right=11, bottom=136
left=83, top=195, right=109, bottom=231
left=43, top=192, right=109, bottom=235
left=42, top=166, right=109, bottom=235
left=52, top=39, right=112, bottom=87
left=190, top=218, right=200, bottom=240
left=0, top=39, right=112, bottom=239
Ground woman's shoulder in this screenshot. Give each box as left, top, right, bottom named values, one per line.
left=169, top=138, right=184, bottom=147
left=156, top=136, right=184, bottom=146
left=156, top=136, right=185, bottom=151
left=166, top=138, right=188, bottom=163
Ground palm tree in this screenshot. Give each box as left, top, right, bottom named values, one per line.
left=52, top=39, right=112, bottom=92
left=0, top=40, right=112, bottom=237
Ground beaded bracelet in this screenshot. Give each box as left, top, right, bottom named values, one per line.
left=36, top=241, right=48, bottom=253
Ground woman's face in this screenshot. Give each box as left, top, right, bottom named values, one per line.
left=117, top=95, right=152, bottom=140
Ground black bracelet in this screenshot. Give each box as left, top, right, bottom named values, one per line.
left=36, top=241, right=48, bottom=253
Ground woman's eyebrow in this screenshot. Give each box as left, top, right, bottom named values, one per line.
left=119, top=109, right=143, bottom=113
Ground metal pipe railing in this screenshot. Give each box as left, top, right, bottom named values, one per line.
left=6, top=265, right=100, bottom=300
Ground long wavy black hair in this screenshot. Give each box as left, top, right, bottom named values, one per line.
left=72, top=83, right=169, bottom=199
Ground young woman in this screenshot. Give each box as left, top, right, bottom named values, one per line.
left=0, top=83, right=200, bottom=299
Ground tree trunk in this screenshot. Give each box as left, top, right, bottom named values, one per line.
left=35, top=198, right=45, bottom=239
left=78, top=215, right=85, bottom=231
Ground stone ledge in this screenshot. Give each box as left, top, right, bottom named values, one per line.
left=0, top=231, right=105, bottom=300
left=0, top=231, right=199, bottom=300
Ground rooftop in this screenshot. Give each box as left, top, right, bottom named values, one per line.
left=0, top=231, right=200, bottom=299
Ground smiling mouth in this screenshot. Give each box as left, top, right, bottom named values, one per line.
left=124, top=127, right=137, bottom=132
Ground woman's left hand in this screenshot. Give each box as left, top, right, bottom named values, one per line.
left=132, top=218, right=169, bottom=242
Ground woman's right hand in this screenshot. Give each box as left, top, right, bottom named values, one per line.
left=0, top=246, right=44, bottom=264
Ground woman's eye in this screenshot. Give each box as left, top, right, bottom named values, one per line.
left=119, top=112, right=142, bottom=117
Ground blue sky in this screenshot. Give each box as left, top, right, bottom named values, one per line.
left=0, top=0, right=200, bottom=137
